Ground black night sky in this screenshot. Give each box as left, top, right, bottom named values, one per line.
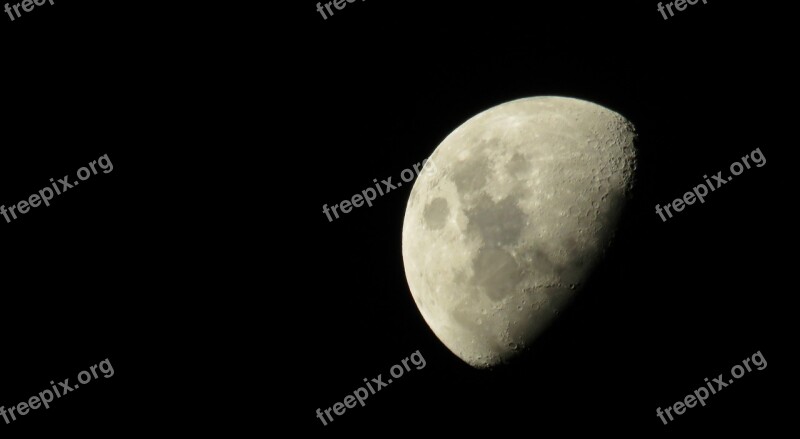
left=0, top=0, right=794, bottom=436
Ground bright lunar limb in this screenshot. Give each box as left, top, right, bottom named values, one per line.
left=402, top=96, right=637, bottom=369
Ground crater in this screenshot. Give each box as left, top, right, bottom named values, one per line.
left=465, top=195, right=526, bottom=247
left=471, top=247, right=522, bottom=301
left=423, top=198, right=449, bottom=230
left=451, top=151, right=491, bottom=196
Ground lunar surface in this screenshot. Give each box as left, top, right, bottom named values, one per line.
left=402, top=96, right=637, bottom=368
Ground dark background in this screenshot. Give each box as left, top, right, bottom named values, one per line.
left=0, top=1, right=260, bottom=435
left=0, top=0, right=794, bottom=435
left=299, top=0, right=794, bottom=436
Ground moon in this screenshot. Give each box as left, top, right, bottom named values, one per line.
left=402, top=96, right=637, bottom=368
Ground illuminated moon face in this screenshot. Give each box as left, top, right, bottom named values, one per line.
left=402, top=97, right=637, bottom=368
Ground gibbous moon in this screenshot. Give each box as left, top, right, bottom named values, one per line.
left=402, top=96, right=637, bottom=368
